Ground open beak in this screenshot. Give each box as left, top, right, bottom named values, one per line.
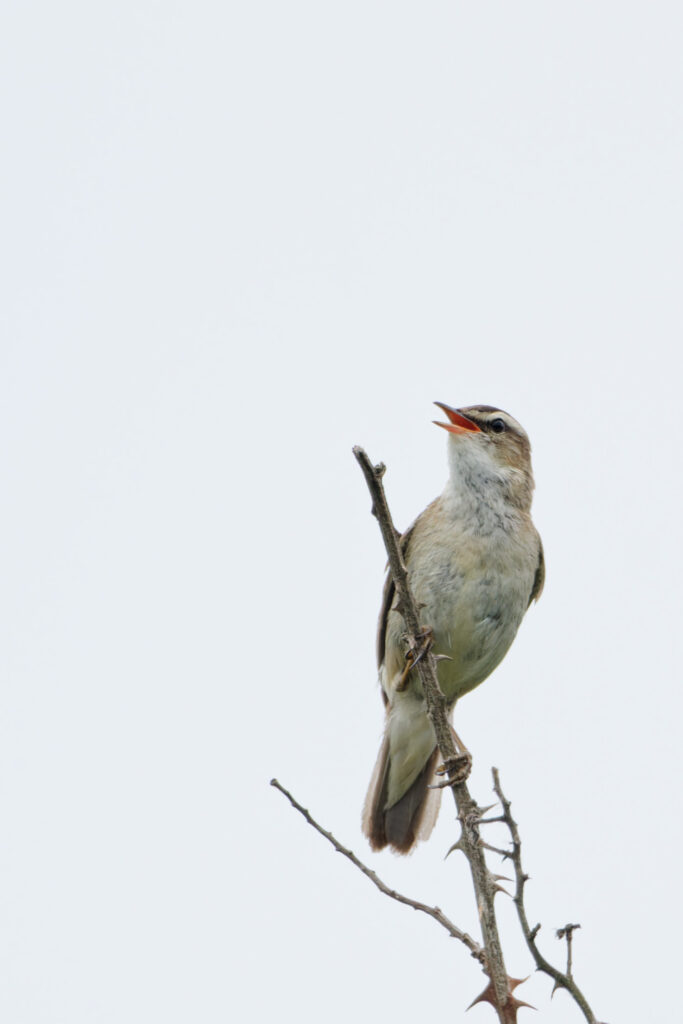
left=433, top=402, right=481, bottom=435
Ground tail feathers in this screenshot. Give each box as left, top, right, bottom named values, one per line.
left=362, top=742, right=441, bottom=854
left=385, top=748, right=441, bottom=853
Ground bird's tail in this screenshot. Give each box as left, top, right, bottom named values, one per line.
left=361, top=697, right=442, bottom=854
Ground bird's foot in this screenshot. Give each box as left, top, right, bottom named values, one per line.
left=397, top=626, right=435, bottom=691
left=432, top=753, right=472, bottom=787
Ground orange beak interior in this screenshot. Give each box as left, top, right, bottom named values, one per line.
left=433, top=402, right=481, bottom=435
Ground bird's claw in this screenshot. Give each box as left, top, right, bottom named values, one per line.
left=433, top=753, right=472, bottom=786
left=396, top=652, right=415, bottom=691
left=397, top=626, right=435, bottom=691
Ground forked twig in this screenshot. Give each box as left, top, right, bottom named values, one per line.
left=491, top=769, right=601, bottom=1023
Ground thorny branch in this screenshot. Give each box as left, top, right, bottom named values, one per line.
left=492, top=769, right=602, bottom=1024
left=352, top=446, right=522, bottom=1024
left=270, top=778, right=484, bottom=962
left=272, top=446, right=605, bottom=1024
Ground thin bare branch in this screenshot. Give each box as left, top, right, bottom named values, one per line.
left=352, top=446, right=521, bottom=1024
left=270, top=778, right=485, bottom=962
left=491, top=769, right=602, bottom=1024
left=556, top=924, right=581, bottom=981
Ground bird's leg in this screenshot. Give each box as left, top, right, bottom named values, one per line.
left=396, top=626, right=434, bottom=692
left=395, top=652, right=415, bottom=692
left=449, top=723, right=471, bottom=758
left=433, top=724, right=472, bottom=786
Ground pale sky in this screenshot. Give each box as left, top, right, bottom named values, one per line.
left=2, top=3, right=682, bottom=1022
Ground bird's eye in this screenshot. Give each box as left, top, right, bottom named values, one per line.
left=490, top=418, right=506, bottom=433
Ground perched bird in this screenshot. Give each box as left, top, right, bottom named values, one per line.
left=362, top=403, right=544, bottom=854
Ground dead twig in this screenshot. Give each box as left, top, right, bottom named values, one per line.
left=556, top=923, right=581, bottom=981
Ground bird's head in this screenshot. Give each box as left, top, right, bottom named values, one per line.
left=433, top=402, right=534, bottom=511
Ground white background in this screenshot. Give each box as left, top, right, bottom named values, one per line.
left=1, top=2, right=681, bottom=1021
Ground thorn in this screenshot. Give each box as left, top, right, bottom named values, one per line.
left=467, top=977, right=535, bottom=1017
left=433, top=653, right=453, bottom=663
left=467, top=979, right=497, bottom=1011
left=488, top=870, right=513, bottom=897
left=530, top=923, right=541, bottom=940
left=475, top=802, right=498, bottom=817
left=444, top=838, right=464, bottom=859
left=509, top=977, right=530, bottom=992
left=509, top=995, right=536, bottom=1014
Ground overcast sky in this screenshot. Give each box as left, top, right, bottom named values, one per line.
left=1, top=2, right=682, bottom=1022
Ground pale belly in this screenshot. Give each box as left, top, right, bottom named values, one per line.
left=383, top=532, right=535, bottom=704
left=428, top=576, right=527, bottom=700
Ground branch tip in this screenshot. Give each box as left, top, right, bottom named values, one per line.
left=271, top=777, right=484, bottom=962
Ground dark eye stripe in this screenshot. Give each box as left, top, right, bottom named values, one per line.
left=465, top=414, right=508, bottom=434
